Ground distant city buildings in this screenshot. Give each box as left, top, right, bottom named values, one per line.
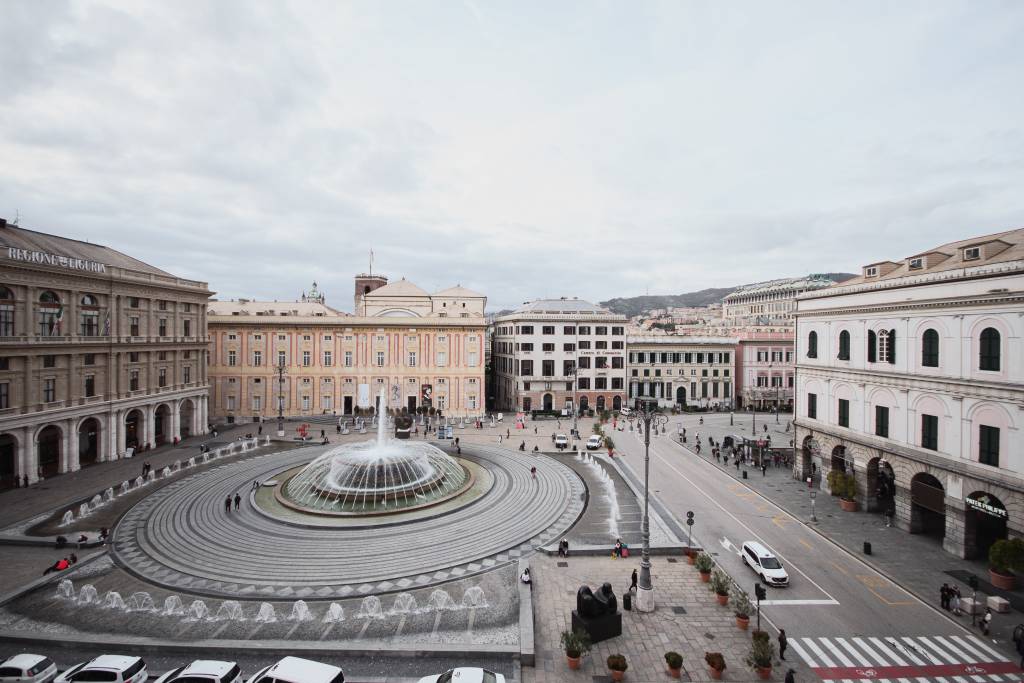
left=722, top=276, right=834, bottom=325
left=794, top=229, right=1024, bottom=559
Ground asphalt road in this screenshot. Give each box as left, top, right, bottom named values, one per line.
left=611, top=413, right=964, bottom=640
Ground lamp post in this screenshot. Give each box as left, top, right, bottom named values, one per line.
left=770, top=362, right=779, bottom=423
left=626, top=395, right=669, bottom=613
left=275, top=358, right=287, bottom=437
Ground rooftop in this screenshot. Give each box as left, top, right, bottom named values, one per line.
left=208, top=300, right=344, bottom=317
left=724, top=276, right=835, bottom=300
left=510, top=298, right=613, bottom=315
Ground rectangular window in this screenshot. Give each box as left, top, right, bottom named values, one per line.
left=611, top=377, right=623, bottom=390
left=80, top=311, right=99, bottom=336
left=43, top=378, right=55, bottom=402
left=612, top=357, right=624, bottom=369
left=43, top=355, right=55, bottom=368
left=563, top=360, right=575, bottom=376
left=129, top=316, right=140, bottom=337
left=520, top=360, right=533, bottom=376
left=436, top=351, right=446, bottom=367
left=563, top=326, right=576, bottom=335
left=519, top=343, right=533, bottom=351
left=518, top=325, right=534, bottom=335
left=595, top=377, right=607, bottom=390
left=542, top=360, right=555, bottom=376
left=253, top=351, right=262, bottom=367
left=183, top=319, right=191, bottom=337
left=83, top=375, right=95, bottom=397
left=838, top=399, right=849, bottom=428
left=345, top=351, right=353, bottom=367
left=129, top=370, right=139, bottom=392
left=807, top=393, right=817, bottom=419
left=407, top=351, right=417, bottom=367
left=875, top=405, right=889, bottom=438
left=158, top=368, right=167, bottom=387
left=0, top=381, right=8, bottom=409
left=595, top=341, right=607, bottom=350
left=158, top=319, right=167, bottom=337
left=595, top=326, right=607, bottom=335
left=83, top=354, right=95, bottom=365
left=612, top=326, right=624, bottom=335
left=304, top=351, right=312, bottom=367
left=253, top=395, right=262, bottom=411
left=158, top=351, right=166, bottom=361
left=376, top=351, right=385, bottom=367
left=612, top=341, right=623, bottom=350
left=302, top=395, right=310, bottom=411
left=324, top=351, right=333, bottom=366
left=921, top=414, right=938, bottom=451
left=129, top=352, right=139, bottom=363
left=129, top=297, right=139, bottom=308
left=542, top=343, right=555, bottom=352
left=578, top=326, right=590, bottom=335
left=468, top=352, right=478, bottom=367
left=578, top=341, right=591, bottom=350
left=0, top=304, right=13, bottom=337
left=757, top=350, right=768, bottom=362
left=183, top=366, right=191, bottom=384
left=577, top=377, right=590, bottom=390
left=158, top=300, right=167, bottom=311
left=278, top=350, right=286, bottom=366
left=563, top=343, right=575, bottom=352
left=701, top=382, right=708, bottom=398
left=979, top=425, right=999, bottom=467
left=226, top=395, right=236, bottom=411
left=542, top=326, right=555, bottom=335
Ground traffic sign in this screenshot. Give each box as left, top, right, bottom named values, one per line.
left=686, top=518, right=694, bottom=526
left=686, top=511, right=694, bottom=518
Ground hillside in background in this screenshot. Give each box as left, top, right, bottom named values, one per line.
left=599, top=273, right=856, bottom=317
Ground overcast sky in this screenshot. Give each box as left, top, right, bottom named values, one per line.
left=2, top=2, right=1022, bottom=311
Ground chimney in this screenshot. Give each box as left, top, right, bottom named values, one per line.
left=0, top=218, right=6, bottom=228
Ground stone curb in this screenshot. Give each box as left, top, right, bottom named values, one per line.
left=0, top=550, right=109, bottom=608
left=537, top=543, right=689, bottom=556
left=518, top=558, right=534, bottom=667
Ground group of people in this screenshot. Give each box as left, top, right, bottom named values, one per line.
left=224, top=492, right=242, bottom=512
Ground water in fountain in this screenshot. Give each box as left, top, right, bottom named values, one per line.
left=254, top=602, right=277, bottom=623
left=161, top=466, right=172, bottom=478
left=60, top=510, right=74, bottom=526
left=78, top=585, right=99, bottom=605
left=56, top=579, right=75, bottom=600
left=103, top=591, right=127, bottom=610
left=103, top=487, right=115, bottom=503
left=588, top=461, right=620, bottom=538
left=135, top=475, right=145, bottom=487
left=187, top=457, right=196, bottom=468
left=90, top=493, right=103, bottom=509
left=323, top=603, right=345, bottom=623
left=147, top=470, right=156, bottom=482
left=127, top=592, right=155, bottom=612
left=390, top=592, right=417, bottom=614
left=427, top=589, right=455, bottom=611
left=187, top=600, right=210, bottom=621
left=78, top=502, right=90, bottom=518
left=214, top=600, right=244, bottom=621
left=288, top=600, right=313, bottom=622
left=173, top=459, right=182, bottom=471
left=281, top=388, right=469, bottom=515
left=202, top=453, right=210, bottom=463
left=461, top=586, right=487, bottom=608
left=162, top=595, right=184, bottom=616
left=120, top=480, right=130, bottom=495
left=356, top=595, right=384, bottom=619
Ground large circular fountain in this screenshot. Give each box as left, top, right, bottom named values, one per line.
left=278, top=392, right=472, bottom=515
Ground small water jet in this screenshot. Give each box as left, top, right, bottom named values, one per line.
left=428, top=589, right=455, bottom=611
left=127, top=592, right=155, bottom=612
left=161, top=466, right=172, bottom=478
left=146, top=471, right=156, bottom=482
left=323, top=603, right=345, bottom=623
left=461, top=586, right=487, bottom=608
left=90, top=493, right=103, bottom=509
left=56, top=579, right=75, bottom=600
left=78, top=503, right=90, bottom=518
left=162, top=595, right=184, bottom=616
left=120, top=480, right=130, bottom=495
left=187, top=599, right=210, bottom=621
left=202, top=453, right=210, bottom=463
left=135, top=475, right=145, bottom=487
left=288, top=600, right=313, bottom=622
left=103, top=487, right=115, bottom=503
left=60, top=510, right=74, bottom=526
left=187, top=457, right=196, bottom=468
left=77, top=585, right=99, bottom=605
left=357, top=595, right=384, bottom=619
left=391, top=592, right=417, bottom=614
left=254, top=602, right=277, bottom=623
left=173, top=459, right=182, bottom=471
left=214, top=600, right=244, bottom=621
left=103, top=591, right=127, bottom=610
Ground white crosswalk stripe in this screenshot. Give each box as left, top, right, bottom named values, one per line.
left=793, top=635, right=1019, bottom=683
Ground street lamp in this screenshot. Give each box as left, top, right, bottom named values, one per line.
left=625, top=395, right=668, bottom=613
left=769, top=362, right=779, bottom=423
left=275, top=358, right=287, bottom=437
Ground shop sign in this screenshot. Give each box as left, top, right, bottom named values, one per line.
left=967, top=494, right=1008, bottom=519
left=7, top=247, right=106, bottom=273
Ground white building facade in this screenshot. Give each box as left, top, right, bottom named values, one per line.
left=794, top=229, right=1024, bottom=559
left=627, top=336, right=736, bottom=409
left=722, top=276, right=835, bottom=325
left=491, top=299, right=628, bottom=414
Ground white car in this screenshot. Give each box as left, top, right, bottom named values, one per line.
left=0, top=654, right=58, bottom=683
left=586, top=435, right=603, bottom=450
left=153, top=660, right=242, bottom=683
left=246, top=657, right=344, bottom=683
left=553, top=434, right=569, bottom=449
left=618, top=406, right=632, bottom=417
left=741, top=541, right=789, bottom=587
left=54, top=655, right=146, bottom=683
left=417, top=668, right=506, bottom=683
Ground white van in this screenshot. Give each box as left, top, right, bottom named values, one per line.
left=247, top=657, right=344, bottom=683
left=741, top=541, right=789, bottom=587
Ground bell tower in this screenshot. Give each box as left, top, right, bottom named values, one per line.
left=354, top=273, right=388, bottom=314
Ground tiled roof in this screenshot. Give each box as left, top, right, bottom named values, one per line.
left=208, top=300, right=344, bottom=317
left=512, top=298, right=608, bottom=314
left=0, top=222, right=173, bottom=277
left=366, top=278, right=430, bottom=297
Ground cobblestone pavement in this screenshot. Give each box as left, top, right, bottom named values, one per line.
left=523, top=553, right=806, bottom=683
left=665, top=411, right=1024, bottom=657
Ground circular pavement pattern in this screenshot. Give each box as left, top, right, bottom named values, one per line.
left=112, top=444, right=584, bottom=599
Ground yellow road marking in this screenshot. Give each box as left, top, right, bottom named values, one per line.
left=798, top=537, right=814, bottom=551
left=830, top=562, right=849, bottom=576
left=857, top=574, right=915, bottom=606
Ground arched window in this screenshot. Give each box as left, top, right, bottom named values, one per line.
left=867, top=330, right=877, bottom=363
left=837, top=330, right=850, bottom=360
left=877, top=329, right=896, bottom=364
left=39, top=291, right=60, bottom=304
left=37, top=291, right=62, bottom=336
left=0, top=287, right=12, bottom=300
left=980, top=328, right=1001, bottom=371
left=79, top=295, right=100, bottom=336
left=807, top=331, right=818, bottom=358
left=80, top=294, right=98, bottom=307
left=921, top=329, right=939, bottom=367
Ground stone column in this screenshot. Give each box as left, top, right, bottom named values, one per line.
left=145, top=403, right=157, bottom=448
left=171, top=400, right=181, bottom=442
left=17, top=426, right=31, bottom=484
left=61, top=422, right=72, bottom=474
left=892, top=484, right=912, bottom=533
left=67, top=418, right=80, bottom=472
left=117, top=410, right=127, bottom=457
left=943, top=500, right=968, bottom=559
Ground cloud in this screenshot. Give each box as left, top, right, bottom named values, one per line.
left=1, top=1, right=1023, bottom=311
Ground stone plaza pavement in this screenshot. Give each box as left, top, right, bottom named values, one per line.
left=669, top=411, right=1024, bottom=657
left=523, top=553, right=805, bottom=683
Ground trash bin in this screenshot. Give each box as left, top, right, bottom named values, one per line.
left=623, top=593, right=632, bottom=611
left=742, top=470, right=748, bottom=479
left=863, top=541, right=872, bottom=555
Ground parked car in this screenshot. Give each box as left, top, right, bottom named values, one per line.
left=0, top=654, right=58, bottom=683
left=553, top=434, right=569, bottom=449
left=246, top=657, right=344, bottom=683
left=741, top=541, right=789, bottom=586
left=153, top=660, right=242, bottom=683
left=618, top=407, right=632, bottom=417
left=586, top=435, right=603, bottom=450
left=54, top=655, right=146, bottom=683
left=416, top=668, right=506, bottom=683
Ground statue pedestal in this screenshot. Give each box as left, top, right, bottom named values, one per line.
left=635, top=586, right=655, bottom=612
left=571, top=609, right=622, bottom=644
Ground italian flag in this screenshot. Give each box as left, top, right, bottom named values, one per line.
left=51, top=305, right=64, bottom=335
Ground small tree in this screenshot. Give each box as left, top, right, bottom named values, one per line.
left=604, top=435, right=615, bottom=456
left=710, top=569, right=731, bottom=597
left=607, top=654, right=627, bottom=672
left=746, top=638, right=774, bottom=669
left=732, top=590, right=753, bottom=618
left=695, top=553, right=715, bottom=573
left=664, top=652, right=683, bottom=670
left=990, top=538, right=1024, bottom=575
left=560, top=628, right=592, bottom=658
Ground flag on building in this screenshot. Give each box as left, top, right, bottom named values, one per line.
left=103, top=315, right=110, bottom=336
left=50, top=305, right=64, bottom=335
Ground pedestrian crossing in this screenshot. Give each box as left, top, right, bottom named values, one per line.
left=790, top=634, right=1022, bottom=682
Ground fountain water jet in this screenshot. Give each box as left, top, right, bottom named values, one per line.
left=134, top=475, right=145, bottom=488
left=391, top=592, right=417, bottom=614
left=288, top=600, right=313, bottom=621
left=78, top=503, right=90, bottom=518
left=323, top=603, right=345, bottom=623
left=461, top=586, right=487, bottom=608
left=56, top=579, right=74, bottom=600
left=90, top=494, right=103, bottom=509
left=428, top=589, right=455, bottom=611
left=357, top=596, right=383, bottom=619
left=214, top=600, right=244, bottom=621
left=162, top=596, right=184, bottom=616
left=187, top=600, right=210, bottom=621
left=254, top=603, right=277, bottom=623
left=120, top=481, right=130, bottom=495
left=60, top=510, right=74, bottom=526
left=127, top=592, right=155, bottom=612
left=103, top=591, right=127, bottom=610
left=77, top=585, right=99, bottom=605
left=103, top=487, right=114, bottom=503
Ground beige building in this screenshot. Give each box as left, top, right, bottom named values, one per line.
left=627, top=336, right=736, bottom=409
left=0, top=219, right=212, bottom=489
left=208, top=275, right=487, bottom=422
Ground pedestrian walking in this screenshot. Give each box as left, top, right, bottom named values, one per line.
left=234, top=493, right=241, bottom=510
left=982, top=607, right=993, bottom=636
left=763, top=423, right=768, bottom=433
left=224, top=496, right=232, bottom=513
left=534, top=426, right=538, bottom=435
left=1016, top=634, right=1024, bottom=669
left=252, top=480, right=259, bottom=491
left=785, top=669, right=796, bottom=683
left=336, top=424, right=341, bottom=434
left=258, top=424, right=263, bottom=436
left=498, top=435, right=502, bottom=444
left=629, top=568, right=638, bottom=594
left=530, top=466, right=537, bottom=479
left=506, top=428, right=510, bottom=439
left=761, top=463, right=768, bottom=477
left=951, top=586, right=962, bottom=615
left=940, top=583, right=950, bottom=610
left=779, top=629, right=788, bottom=660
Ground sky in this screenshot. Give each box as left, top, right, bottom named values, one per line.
left=2, top=1, right=1023, bottom=312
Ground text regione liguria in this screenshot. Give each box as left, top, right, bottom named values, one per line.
left=6, top=247, right=107, bottom=273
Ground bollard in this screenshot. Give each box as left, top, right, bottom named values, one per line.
left=863, top=541, right=872, bottom=555
left=742, top=470, right=748, bottom=479
left=623, top=593, right=632, bottom=611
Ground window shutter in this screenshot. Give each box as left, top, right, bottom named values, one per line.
left=867, top=330, right=876, bottom=363
left=888, top=329, right=896, bottom=364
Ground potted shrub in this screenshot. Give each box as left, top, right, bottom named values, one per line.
left=710, top=569, right=731, bottom=605
left=559, top=629, right=591, bottom=670
left=664, top=651, right=683, bottom=678
left=705, top=652, right=726, bottom=680
left=746, top=634, right=775, bottom=679
left=989, top=538, right=1024, bottom=590
left=604, top=435, right=616, bottom=457
left=839, top=472, right=858, bottom=512
left=827, top=470, right=840, bottom=496
left=695, top=553, right=714, bottom=582
left=607, top=654, right=628, bottom=681
left=732, top=590, right=753, bottom=629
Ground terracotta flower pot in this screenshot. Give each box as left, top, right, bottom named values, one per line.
left=668, top=666, right=682, bottom=678
left=567, top=656, right=581, bottom=670
left=840, top=498, right=858, bottom=512
left=736, top=615, right=750, bottom=630
left=610, top=671, right=625, bottom=682
left=709, top=666, right=724, bottom=680
left=990, top=569, right=1016, bottom=591
left=700, top=571, right=711, bottom=582
left=687, top=553, right=696, bottom=565
left=716, top=593, right=729, bottom=606
left=757, top=666, right=772, bottom=680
